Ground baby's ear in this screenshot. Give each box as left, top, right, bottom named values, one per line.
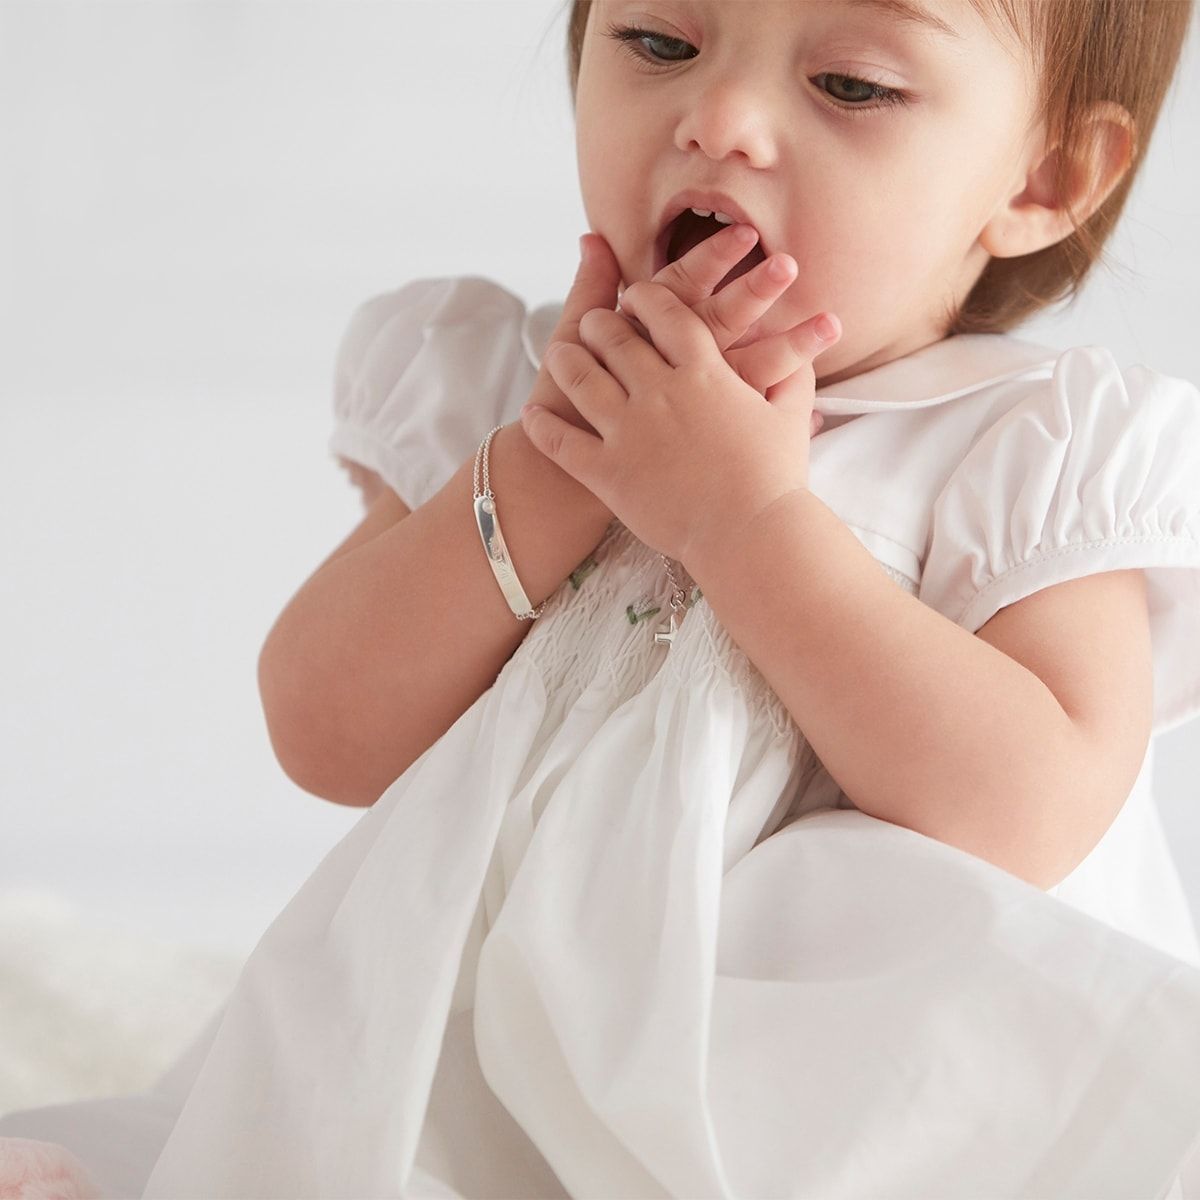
left=979, top=100, right=1135, bottom=259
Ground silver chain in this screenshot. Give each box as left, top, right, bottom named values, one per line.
left=476, top=423, right=691, bottom=638
left=474, top=425, right=548, bottom=620
left=659, top=553, right=690, bottom=621
left=473, top=424, right=501, bottom=500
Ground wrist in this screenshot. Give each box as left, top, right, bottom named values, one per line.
left=683, top=486, right=811, bottom=585
left=497, top=420, right=615, bottom=529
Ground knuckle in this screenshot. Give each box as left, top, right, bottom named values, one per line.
left=566, top=359, right=592, bottom=391
left=654, top=282, right=684, bottom=313
left=706, top=303, right=737, bottom=344
left=665, top=258, right=700, bottom=297
left=608, top=321, right=641, bottom=350
left=766, top=333, right=808, bottom=381
left=745, top=270, right=774, bottom=303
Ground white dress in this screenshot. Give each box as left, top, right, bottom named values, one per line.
left=5, top=275, right=1200, bottom=1199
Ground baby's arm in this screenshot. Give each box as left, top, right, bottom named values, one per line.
left=258, top=250, right=635, bottom=808
left=684, top=499, right=1153, bottom=892
left=259, top=423, right=613, bottom=807
left=261, top=232, right=811, bottom=808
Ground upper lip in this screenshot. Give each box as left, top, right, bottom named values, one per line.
left=654, top=189, right=771, bottom=272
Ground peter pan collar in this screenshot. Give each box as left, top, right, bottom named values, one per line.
left=521, top=299, right=1060, bottom=416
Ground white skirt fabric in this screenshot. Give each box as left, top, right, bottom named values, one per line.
left=136, top=521, right=1200, bottom=1198
left=6, top=520, right=1200, bottom=1199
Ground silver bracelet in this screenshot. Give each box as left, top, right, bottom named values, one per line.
left=472, top=424, right=548, bottom=621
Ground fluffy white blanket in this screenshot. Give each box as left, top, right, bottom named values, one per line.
left=0, top=887, right=243, bottom=1115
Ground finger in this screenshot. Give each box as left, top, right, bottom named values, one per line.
left=764, top=362, right=824, bottom=420
left=725, top=310, right=842, bottom=395
left=693, top=251, right=797, bottom=351
left=561, top=233, right=622, bottom=329
left=535, top=234, right=623, bottom=435
left=613, top=281, right=722, bottom=370
left=539, top=340, right=627, bottom=438
left=519, top=393, right=604, bottom=492
left=650, top=221, right=762, bottom=307
left=575, top=305, right=673, bottom=397
left=646, top=223, right=796, bottom=353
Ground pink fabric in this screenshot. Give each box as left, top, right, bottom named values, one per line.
left=0, top=1139, right=102, bottom=1200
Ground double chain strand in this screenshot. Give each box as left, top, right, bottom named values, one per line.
left=473, top=425, right=548, bottom=620
left=474, top=423, right=692, bottom=647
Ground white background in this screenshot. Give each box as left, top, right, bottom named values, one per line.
left=2, top=0, right=1198, bottom=969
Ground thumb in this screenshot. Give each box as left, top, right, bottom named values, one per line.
left=562, top=233, right=621, bottom=325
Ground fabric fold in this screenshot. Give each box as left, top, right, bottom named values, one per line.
left=475, top=662, right=771, bottom=1197
left=470, top=659, right=1200, bottom=1199
left=141, top=661, right=548, bottom=1198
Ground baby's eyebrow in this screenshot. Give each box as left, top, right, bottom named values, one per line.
left=841, top=0, right=963, bottom=41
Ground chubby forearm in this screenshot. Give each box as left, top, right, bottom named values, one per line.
left=260, top=423, right=613, bottom=806
left=684, top=489, right=1086, bottom=890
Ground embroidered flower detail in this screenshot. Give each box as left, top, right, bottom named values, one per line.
left=569, top=553, right=599, bottom=591
left=625, top=600, right=662, bottom=625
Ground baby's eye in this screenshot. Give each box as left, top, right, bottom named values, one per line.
left=603, top=23, right=910, bottom=117
left=815, top=73, right=911, bottom=115
left=603, top=22, right=696, bottom=67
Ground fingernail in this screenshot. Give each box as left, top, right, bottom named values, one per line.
left=578, top=234, right=591, bottom=262
left=815, top=313, right=841, bottom=342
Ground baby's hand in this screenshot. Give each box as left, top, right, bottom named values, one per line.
left=529, top=228, right=826, bottom=442
left=606, top=226, right=827, bottom=438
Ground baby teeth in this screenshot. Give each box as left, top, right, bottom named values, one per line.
left=688, top=207, right=737, bottom=224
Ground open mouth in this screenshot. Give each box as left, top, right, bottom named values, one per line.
left=656, top=208, right=768, bottom=289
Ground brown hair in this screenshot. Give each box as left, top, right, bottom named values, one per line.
left=563, top=0, right=1195, bottom=335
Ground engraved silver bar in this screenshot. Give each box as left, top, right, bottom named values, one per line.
left=473, top=495, right=538, bottom=618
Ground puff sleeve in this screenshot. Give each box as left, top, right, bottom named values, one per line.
left=327, top=276, right=541, bottom=512
left=918, top=345, right=1200, bottom=735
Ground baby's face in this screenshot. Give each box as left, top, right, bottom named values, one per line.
left=574, top=0, right=1037, bottom=385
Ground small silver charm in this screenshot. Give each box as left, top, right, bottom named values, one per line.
left=654, top=553, right=692, bottom=648
left=654, top=610, right=679, bottom=646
